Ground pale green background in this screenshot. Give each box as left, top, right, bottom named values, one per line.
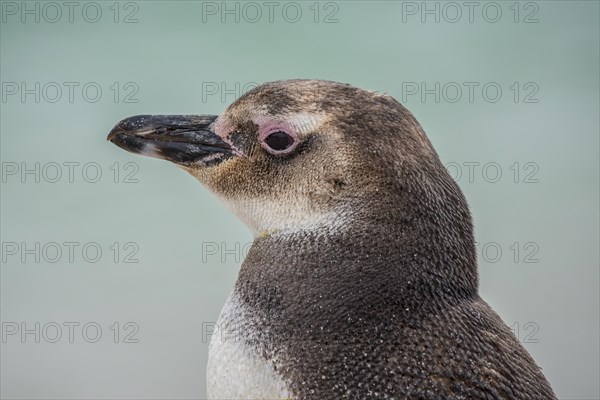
left=1, top=1, right=598, bottom=399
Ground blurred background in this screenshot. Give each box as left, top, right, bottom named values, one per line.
left=1, top=1, right=598, bottom=399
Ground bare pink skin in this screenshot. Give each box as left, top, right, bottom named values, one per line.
left=254, top=116, right=299, bottom=155
left=212, top=119, right=246, bottom=157
left=213, top=115, right=300, bottom=157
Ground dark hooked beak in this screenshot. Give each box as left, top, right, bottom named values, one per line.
left=107, top=115, right=232, bottom=166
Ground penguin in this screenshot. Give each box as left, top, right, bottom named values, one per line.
left=107, top=79, right=557, bottom=399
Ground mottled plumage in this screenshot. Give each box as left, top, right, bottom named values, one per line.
left=108, top=79, right=556, bottom=399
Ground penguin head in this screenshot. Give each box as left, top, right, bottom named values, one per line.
left=108, top=79, right=463, bottom=237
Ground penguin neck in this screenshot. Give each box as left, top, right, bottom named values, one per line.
left=236, top=192, right=479, bottom=313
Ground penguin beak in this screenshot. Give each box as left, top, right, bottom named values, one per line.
left=107, top=114, right=233, bottom=166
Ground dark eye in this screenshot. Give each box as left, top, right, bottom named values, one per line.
left=264, top=131, right=295, bottom=152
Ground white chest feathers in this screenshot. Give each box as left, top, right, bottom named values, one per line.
left=206, top=293, right=291, bottom=399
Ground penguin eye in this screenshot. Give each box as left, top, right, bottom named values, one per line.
left=262, top=131, right=297, bottom=154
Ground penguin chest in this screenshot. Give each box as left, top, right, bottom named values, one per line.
left=206, top=293, right=290, bottom=399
